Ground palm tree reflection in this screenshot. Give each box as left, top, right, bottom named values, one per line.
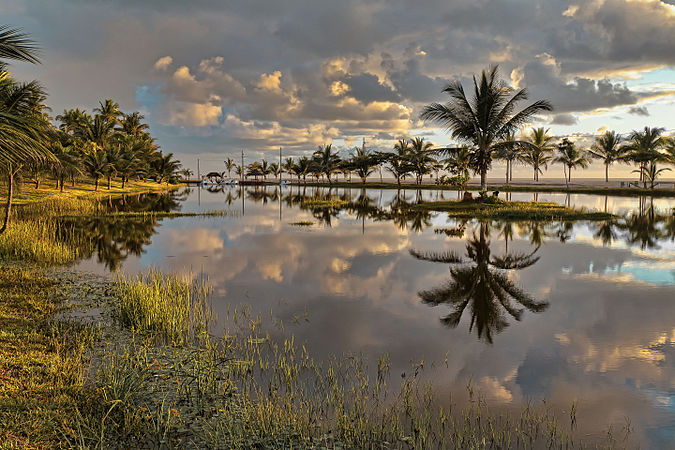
left=410, top=223, right=548, bottom=343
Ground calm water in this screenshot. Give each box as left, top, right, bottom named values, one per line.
left=73, top=186, right=675, bottom=448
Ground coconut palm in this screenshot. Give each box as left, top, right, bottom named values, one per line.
left=633, top=163, right=671, bottom=190
left=421, top=65, right=552, bottom=190
left=624, top=127, right=666, bottom=184
left=153, top=152, right=181, bottom=183
left=51, top=142, right=82, bottom=192
left=83, top=149, right=111, bottom=191
left=410, top=223, right=547, bottom=343
left=408, top=137, right=435, bottom=184
left=312, top=143, right=341, bottom=183
left=55, top=108, right=91, bottom=135
left=349, top=146, right=380, bottom=184
left=117, top=111, right=148, bottom=136
left=0, top=29, right=51, bottom=234
left=386, top=139, right=412, bottom=185
left=521, top=127, right=555, bottom=182
left=494, top=132, right=519, bottom=183
left=443, top=146, right=472, bottom=179
left=589, top=130, right=624, bottom=183
left=95, top=98, right=122, bottom=125
left=554, top=138, right=589, bottom=183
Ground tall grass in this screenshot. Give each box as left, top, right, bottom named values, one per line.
left=0, top=220, right=76, bottom=265
left=113, top=269, right=213, bottom=345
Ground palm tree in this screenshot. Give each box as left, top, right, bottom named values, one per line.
left=554, top=138, right=589, bottom=184
left=224, top=157, right=235, bottom=178
left=494, top=132, right=519, bottom=183
left=282, top=157, right=295, bottom=181
left=408, top=137, right=435, bottom=184
left=83, top=149, right=111, bottom=191
left=51, top=142, right=82, bottom=192
left=312, top=143, right=341, bottom=183
left=95, top=98, right=122, bottom=125
left=623, top=127, right=666, bottom=184
left=410, top=223, right=547, bottom=343
left=521, top=127, right=555, bottom=182
left=589, top=130, right=624, bottom=183
left=117, top=111, right=148, bottom=136
left=349, top=146, right=379, bottom=184
left=421, top=65, right=552, bottom=190
left=633, top=163, right=670, bottom=189
left=443, top=146, right=472, bottom=179
left=386, top=139, right=412, bottom=185
left=0, top=26, right=51, bottom=234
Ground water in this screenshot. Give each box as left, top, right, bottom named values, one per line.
left=73, top=186, right=675, bottom=447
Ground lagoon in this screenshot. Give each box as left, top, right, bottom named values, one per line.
left=72, top=186, right=675, bottom=448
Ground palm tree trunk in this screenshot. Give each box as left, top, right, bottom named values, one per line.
left=0, top=165, right=15, bottom=235
left=505, top=160, right=509, bottom=184
left=95, top=178, right=99, bottom=191
left=480, top=167, right=487, bottom=190
left=60, top=177, right=65, bottom=193
left=605, top=164, right=609, bottom=183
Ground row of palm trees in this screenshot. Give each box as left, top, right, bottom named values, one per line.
left=0, top=25, right=182, bottom=235
left=223, top=124, right=674, bottom=188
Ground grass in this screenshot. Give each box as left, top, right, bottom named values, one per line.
left=87, top=210, right=233, bottom=219
left=0, top=266, right=98, bottom=448
left=1, top=177, right=181, bottom=207
left=113, top=269, right=213, bottom=345
left=413, top=198, right=615, bottom=221
left=301, top=198, right=350, bottom=208
left=0, top=220, right=77, bottom=265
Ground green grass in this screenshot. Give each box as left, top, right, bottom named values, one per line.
left=0, top=267, right=98, bottom=448
left=413, top=198, right=615, bottom=221
left=301, top=198, right=350, bottom=208
left=113, top=269, right=213, bottom=345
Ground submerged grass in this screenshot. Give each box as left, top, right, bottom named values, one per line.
left=413, top=198, right=615, bottom=221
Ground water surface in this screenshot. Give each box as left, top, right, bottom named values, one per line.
left=73, top=186, right=675, bottom=448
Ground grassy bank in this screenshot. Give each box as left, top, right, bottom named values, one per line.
left=283, top=180, right=675, bottom=197
left=412, top=198, right=615, bottom=221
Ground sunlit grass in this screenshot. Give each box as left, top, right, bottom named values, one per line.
left=0, top=220, right=75, bottom=265
left=113, top=269, right=213, bottom=345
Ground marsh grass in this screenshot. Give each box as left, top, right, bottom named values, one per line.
left=113, top=269, right=213, bottom=345
left=0, top=220, right=76, bottom=265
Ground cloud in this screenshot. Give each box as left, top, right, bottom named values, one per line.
left=627, top=106, right=650, bottom=116
left=551, top=113, right=578, bottom=125
left=153, top=56, right=173, bottom=71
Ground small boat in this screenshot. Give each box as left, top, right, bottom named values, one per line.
left=280, top=180, right=290, bottom=186
left=221, top=178, right=239, bottom=186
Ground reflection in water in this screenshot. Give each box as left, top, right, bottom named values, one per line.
left=63, top=185, right=675, bottom=447
left=411, top=223, right=548, bottom=343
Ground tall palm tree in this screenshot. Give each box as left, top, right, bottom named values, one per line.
left=521, top=127, right=555, bottom=182
left=589, top=130, right=624, bottom=183
left=0, top=26, right=51, bottom=234
left=554, top=138, right=589, bottom=183
left=51, top=142, right=82, bottom=192
left=386, top=139, right=412, bottom=185
left=408, top=137, right=435, bottom=184
left=623, top=127, right=666, bottom=184
left=421, top=65, right=552, bottom=190
left=633, top=163, right=670, bottom=190
left=153, top=152, right=181, bottom=183
left=349, top=146, right=379, bottom=184
left=410, top=223, right=547, bottom=343
left=443, top=146, right=473, bottom=179
left=312, top=143, right=341, bottom=183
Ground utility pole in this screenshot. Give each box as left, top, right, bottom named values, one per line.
left=279, top=147, right=282, bottom=181
left=197, top=158, right=200, bottom=180
left=241, top=150, right=244, bottom=181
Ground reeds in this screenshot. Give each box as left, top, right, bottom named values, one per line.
left=113, top=269, right=213, bottom=345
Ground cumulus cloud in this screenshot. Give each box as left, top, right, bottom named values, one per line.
left=551, top=113, right=578, bottom=125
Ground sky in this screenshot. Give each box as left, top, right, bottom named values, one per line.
left=2, top=0, right=675, bottom=178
